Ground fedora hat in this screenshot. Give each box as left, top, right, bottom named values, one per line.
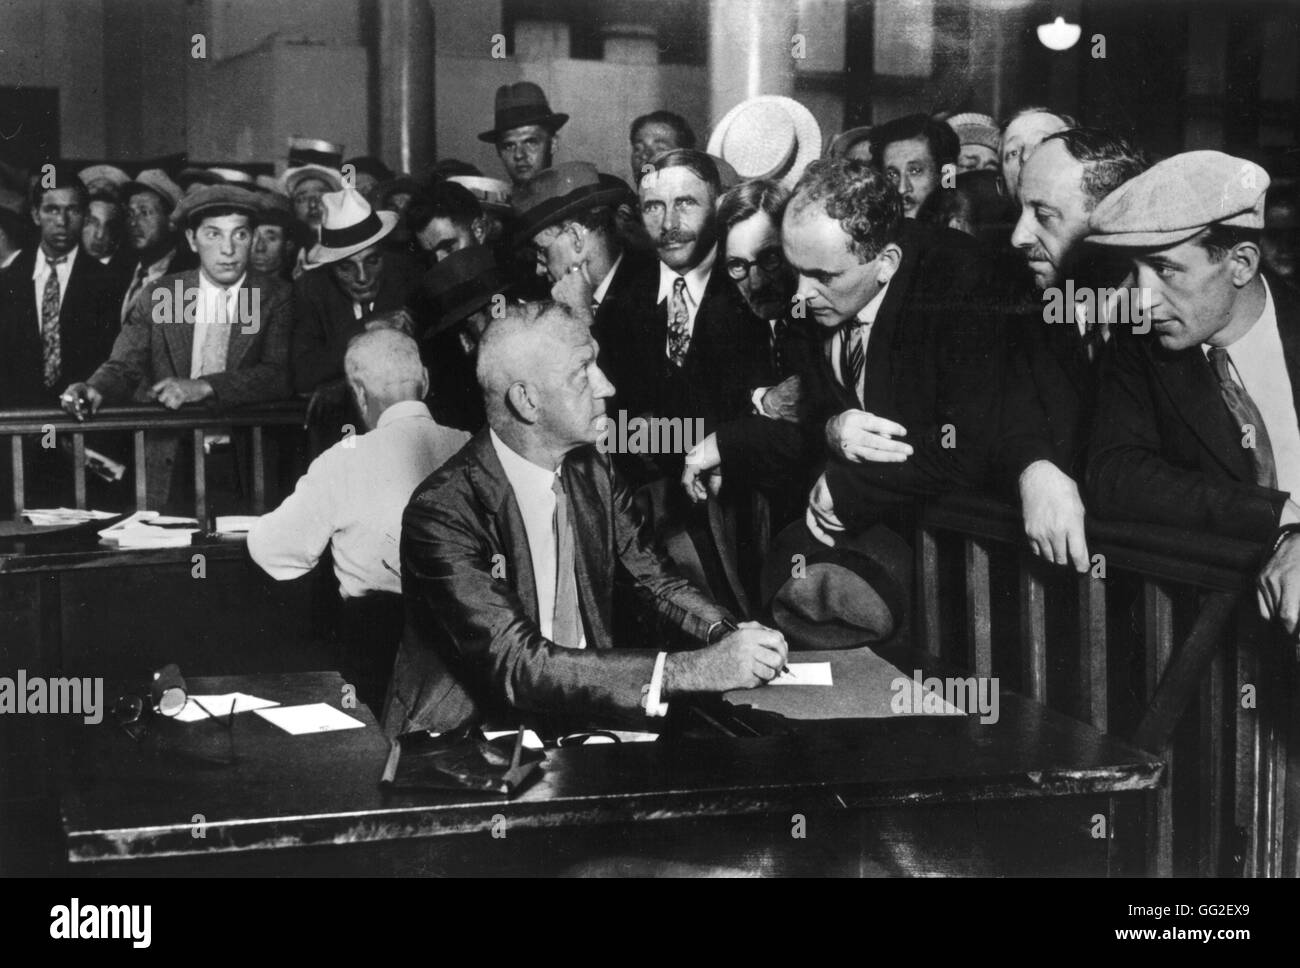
left=759, top=519, right=911, bottom=651
left=120, top=168, right=183, bottom=212
left=303, top=184, right=398, bottom=269
left=420, top=245, right=515, bottom=337
left=707, top=96, right=823, bottom=190
left=478, top=82, right=569, bottom=143
left=280, top=164, right=343, bottom=198
left=512, top=162, right=633, bottom=244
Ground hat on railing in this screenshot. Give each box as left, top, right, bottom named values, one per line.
left=303, top=185, right=398, bottom=268
left=707, top=96, right=823, bottom=190
left=478, top=82, right=569, bottom=143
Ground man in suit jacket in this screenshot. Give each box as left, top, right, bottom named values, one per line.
left=61, top=185, right=292, bottom=507
left=998, top=128, right=1148, bottom=571
left=683, top=159, right=1003, bottom=541
left=384, top=300, right=787, bottom=737
left=118, top=170, right=197, bottom=322
left=0, top=175, right=120, bottom=408
left=1084, top=151, right=1300, bottom=633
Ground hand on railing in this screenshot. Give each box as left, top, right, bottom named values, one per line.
left=1018, top=459, right=1090, bottom=573
left=150, top=378, right=214, bottom=410
left=825, top=409, right=912, bottom=464
left=59, top=383, right=104, bottom=421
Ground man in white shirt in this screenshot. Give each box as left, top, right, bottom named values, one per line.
left=249, top=329, right=469, bottom=707
left=383, top=300, right=786, bottom=738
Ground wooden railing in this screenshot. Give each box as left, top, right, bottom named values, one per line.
left=0, top=402, right=309, bottom=523
left=917, top=492, right=1294, bottom=877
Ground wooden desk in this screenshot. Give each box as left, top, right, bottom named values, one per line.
left=58, top=670, right=1163, bottom=876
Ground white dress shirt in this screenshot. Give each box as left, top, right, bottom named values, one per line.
left=829, top=279, right=891, bottom=402
left=655, top=245, right=717, bottom=357
left=248, top=401, right=470, bottom=598
left=190, top=271, right=246, bottom=378
left=31, top=245, right=78, bottom=334
left=489, top=430, right=587, bottom=648
left=592, top=252, right=625, bottom=307
left=1202, top=278, right=1300, bottom=500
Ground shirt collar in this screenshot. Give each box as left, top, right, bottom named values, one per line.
left=376, top=399, right=432, bottom=429
left=852, top=278, right=890, bottom=326
left=198, top=269, right=247, bottom=296
left=656, top=244, right=717, bottom=306
left=33, top=244, right=77, bottom=278
left=592, top=251, right=625, bottom=307
left=489, top=428, right=562, bottom=499
left=1203, top=277, right=1277, bottom=362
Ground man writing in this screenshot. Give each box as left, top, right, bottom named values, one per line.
left=384, top=301, right=787, bottom=737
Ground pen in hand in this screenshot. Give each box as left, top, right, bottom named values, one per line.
left=719, top=618, right=793, bottom=679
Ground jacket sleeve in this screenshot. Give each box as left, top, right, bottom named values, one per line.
left=996, top=312, right=1064, bottom=493
left=205, top=281, right=293, bottom=406
left=400, top=492, right=658, bottom=725
left=1085, top=332, right=1287, bottom=543
left=87, top=283, right=156, bottom=403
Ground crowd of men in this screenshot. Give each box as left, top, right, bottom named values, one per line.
left=4, top=80, right=1300, bottom=736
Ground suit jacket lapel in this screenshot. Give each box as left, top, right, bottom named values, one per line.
left=1149, top=345, right=1255, bottom=482
left=467, top=431, right=540, bottom=625
left=223, top=274, right=260, bottom=371
left=564, top=455, right=609, bottom=650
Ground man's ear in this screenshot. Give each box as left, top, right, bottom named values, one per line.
left=185, top=227, right=199, bottom=254
left=29, top=205, right=39, bottom=228
left=874, top=243, right=903, bottom=286
left=472, top=216, right=488, bottom=245
left=568, top=222, right=585, bottom=254
left=1228, top=241, right=1262, bottom=288
left=419, top=366, right=430, bottom=401
left=505, top=381, right=538, bottom=424
left=549, top=133, right=560, bottom=157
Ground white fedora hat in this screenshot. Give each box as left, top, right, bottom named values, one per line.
left=707, top=96, right=823, bottom=190
left=303, top=185, right=398, bottom=269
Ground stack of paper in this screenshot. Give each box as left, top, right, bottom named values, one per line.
left=97, top=511, right=201, bottom=548
left=173, top=692, right=280, bottom=723
left=215, top=515, right=259, bottom=534
left=21, top=508, right=118, bottom=527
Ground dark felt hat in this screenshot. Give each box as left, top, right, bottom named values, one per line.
left=421, top=245, right=514, bottom=337
left=512, top=162, right=633, bottom=245
left=478, top=82, right=569, bottom=143
left=759, top=519, right=911, bottom=651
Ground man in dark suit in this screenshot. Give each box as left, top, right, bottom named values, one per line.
left=0, top=174, right=120, bottom=408
left=61, top=185, right=293, bottom=507
left=1084, top=151, right=1300, bottom=632
left=683, top=159, right=1003, bottom=542
left=383, top=300, right=787, bottom=737
left=999, top=128, right=1148, bottom=571
left=117, top=169, right=197, bottom=322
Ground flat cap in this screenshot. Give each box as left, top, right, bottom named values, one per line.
left=173, top=184, right=261, bottom=227
left=1088, top=150, right=1270, bottom=248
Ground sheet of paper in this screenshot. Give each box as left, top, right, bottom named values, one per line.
left=22, top=508, right=118, bottom=525
left=769, top=662, right=833, bottom=686
left=215, top=515, right=259, bottom=534
left=483, top=729, right=546, bottom=750
left=254, top=703, right=365, bottom=735
left=173, top=692, right=280, bottom=723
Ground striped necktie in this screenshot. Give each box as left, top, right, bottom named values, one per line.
left=840, top=322, right=866, bottom=407
left=1207, top=348, right=1278, bottom=488
left=41, top=255, right=66, bottom=388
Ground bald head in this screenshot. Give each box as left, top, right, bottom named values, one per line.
left=477, top=300, right=614, bottom=465
left=345, top=329, right=428, bottom=426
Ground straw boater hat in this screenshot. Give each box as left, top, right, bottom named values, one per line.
left=707, top=95, right=823, bottom=189
left=303, top=184, right=398, bottom=268
left=447, top=175, right=513, bottom=216
left=478, top=82, right=569, bottom=143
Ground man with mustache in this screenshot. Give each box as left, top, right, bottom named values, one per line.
left=871, top=114, right=959, bottom=221
left=383, top=300, right=787, bottom=737
left=117, top=169, right=197, bottom=321
left=1000, top=128, right=1148, bottom=571
left=1085, top=152, right=1300, bottom=635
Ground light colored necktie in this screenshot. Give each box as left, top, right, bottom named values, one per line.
left=667, top=276, right=690, bottom=367
left=1207, top=347, right=1278, bottom=488
left=197, top=289, right=231, bottom=377
left=41, top=256, right=65, bottom=388
left=122, top=263, right=147, bottom=321
left=551, top=474, right=581, bottom=649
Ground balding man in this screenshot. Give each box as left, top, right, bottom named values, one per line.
left=383, top=301, right=787, bottom=738
left=249, top=329, right=469, bottom=707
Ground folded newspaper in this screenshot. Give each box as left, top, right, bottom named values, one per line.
left=21, top=508, right=119, bottom=527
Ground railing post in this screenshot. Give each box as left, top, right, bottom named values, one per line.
left=72, top=433, right=87, bottom=510
left=134, top=431, right=147, bottom=511
left=964, top=538, right=992, bottom=677
left=1077, top=572, right=1107, bottom=731
left=917, top=523, right=941, bottom=661
left=1144, top=579, right=1174, bottom=877
left=193, top=430, right=207, bottom=526
left=251, top=426, right=266, bottom=514
left=10, top=436, right=23, bottom=520
left=1019, top=557, right=1047, bottom=702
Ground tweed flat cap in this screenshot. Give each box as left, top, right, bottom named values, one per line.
left=1088, top=150, right=1270, bottom=248
left=946, top=112, right=1000, bottom=153
left=173, top=184, right=261, bottom=227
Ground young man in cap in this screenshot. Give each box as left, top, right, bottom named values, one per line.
left=0, top=173, right=121, bottom=408
left=249, top=329, right=469, bottom=710
left=479, top=82, right=568, bottom=190
left=1084, top=151, right=1300, bottom=633
left=118, top=168, right=197, bottom=321
left=250, top=192, right=307, bottom=282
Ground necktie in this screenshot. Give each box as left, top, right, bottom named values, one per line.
left=771, top=317, right=788, bottom=377
left=40, top=256, right=65, bottom=388
left=667, top=276, right=690, bottom=367
left=197, top=288, right=231, bottom=377
left=1207, top=347, right=1278, bottom=488
left=841, top=322, right=866, bottom=407
left=122, top=263, right=147, bottom=321
left=551, top=474, right=581, bottom=648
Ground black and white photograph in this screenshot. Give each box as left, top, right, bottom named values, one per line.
left=0, top=0, right=1297, bottom=912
